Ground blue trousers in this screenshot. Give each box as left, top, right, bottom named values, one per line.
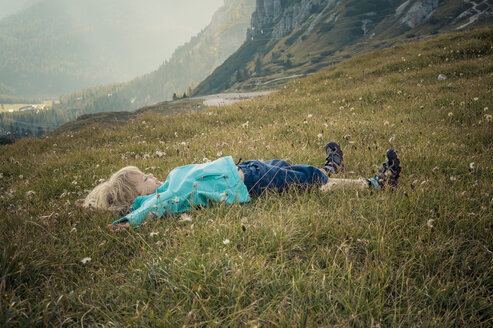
left=237, top=159, right=328, bottom=196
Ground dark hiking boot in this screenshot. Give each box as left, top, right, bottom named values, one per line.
left=367, top=149, right=401, bottom=189
left=323, top=142, right=345, bottom=175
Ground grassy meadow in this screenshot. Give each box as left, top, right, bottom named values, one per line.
left=1, top=27, right=492, bottom=326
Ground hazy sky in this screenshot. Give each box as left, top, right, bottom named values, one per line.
left=0, top=0, right=225, bottom=34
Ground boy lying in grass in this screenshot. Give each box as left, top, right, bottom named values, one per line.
left=78, top=142, right=401, bottom=230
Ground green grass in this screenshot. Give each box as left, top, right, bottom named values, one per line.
left=1, top=27, right=492, bottom=327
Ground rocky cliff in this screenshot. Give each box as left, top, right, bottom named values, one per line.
left=246, top=0, right=492, bottom=41
left=194, top=0, right=493, bottom=96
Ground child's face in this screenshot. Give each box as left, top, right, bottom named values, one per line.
left=131, top=172, right=162, bottom=196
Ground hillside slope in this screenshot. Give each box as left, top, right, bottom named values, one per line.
left=193, top=0, right=493, bottom=95
left=0, top=27, right=492, bottom=326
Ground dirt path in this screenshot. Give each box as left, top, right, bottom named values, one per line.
left=195, top=91, right=273, bottom=107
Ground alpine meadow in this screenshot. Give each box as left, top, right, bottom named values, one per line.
left=1, top=25, right=492, bottom=326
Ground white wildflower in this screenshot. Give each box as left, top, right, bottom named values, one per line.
left=324, top=123, right=328, bottom=128
left=174, top=132, right=178, bottom=137
left=80, top=257, right=91, bottom=264
left=384, top=121, right=389, bottom=126
left=25, top=190, right=36, bottom=198
left=485, top=114, right=492, bottom=122
left=19, top=175, right=23, bottom=180
left=72, top=180, right=77, bottom=185
left=437, top=74, right=447, bottom=80
left=217, top=151, right=223, bottom=157
left=469, top=162, right=475, bottom=170
left=0, top=173, right=3, bottom=179
left=223, top=239, right=230, bottom=245
left=427, top=219, right=434, bottom=228
left=448, top=112, right=453, bottom=117
left=180, top=142, right=187, bottom=146
left=473, top=97, right=479, bottom=101
left=149, top=232, right=159, bottom=237
left=154, top=151, right=166, bottom=158
left=484, top=107, right=489, bottom=112
left=202, top=157, right=210, bottom=163
left=450, top=176, right=457, bottom=181
left=317, top=133, right=323, bottom=140
left=432, top=167, right=439, bottom=173
left=179, top=214, right=193, bottom=222
left=241, top=121, right=249, bottom=128
left=71, top=227, right=77, bottom=233
left=156, top=241, right=163, bottom=247
left=307, top=114, right=313, bottom=118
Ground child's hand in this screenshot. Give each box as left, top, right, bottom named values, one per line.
left=108, top=222, right=130, bottom=232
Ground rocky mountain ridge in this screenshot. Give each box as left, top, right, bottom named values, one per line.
left=193, top=0, right=493, bottom=95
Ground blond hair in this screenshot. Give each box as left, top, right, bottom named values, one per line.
left=83, top=166, right=143, bottom=213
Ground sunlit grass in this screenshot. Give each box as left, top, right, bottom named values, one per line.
left=0, top=27, right=492, bottom=326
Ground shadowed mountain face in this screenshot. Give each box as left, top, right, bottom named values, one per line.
left=193, top=0, right=493, bottom=95
left=0, top=0, right=223, bottom=98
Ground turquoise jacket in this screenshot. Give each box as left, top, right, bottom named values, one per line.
left=113, top=156, right=250, bottom=227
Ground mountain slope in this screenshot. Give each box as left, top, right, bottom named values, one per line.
left=0, top=0, right=223, bottom=97
left=193, top=0, right=493, bottom=95
left=116, top=0, right=257, bottom=108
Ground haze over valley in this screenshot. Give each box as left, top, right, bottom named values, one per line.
left=0, top=0, right=223, bottom=98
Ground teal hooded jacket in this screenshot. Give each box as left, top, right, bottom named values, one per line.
left=112, top=156, right=250, bottom=227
